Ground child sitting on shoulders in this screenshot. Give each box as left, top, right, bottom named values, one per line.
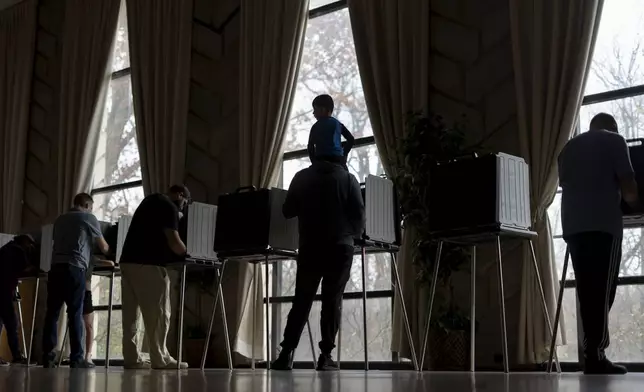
left=307, top=94, right=355, bottom=170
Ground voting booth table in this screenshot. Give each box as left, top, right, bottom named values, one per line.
left=419, top=153, right=560, bottom=373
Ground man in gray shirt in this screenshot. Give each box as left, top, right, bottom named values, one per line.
left=559, top=112, right=639, bottom=375
left=42, top=193, right=109, bottom=368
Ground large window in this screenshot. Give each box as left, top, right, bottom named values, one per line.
left=549, top=0, right=644, bottom=363
left=273, top=1, right=392, bottom=364
left=88, top=2, right=141, bottom=361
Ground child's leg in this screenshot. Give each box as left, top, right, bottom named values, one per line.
left=0, top=292, right=22, bottom=359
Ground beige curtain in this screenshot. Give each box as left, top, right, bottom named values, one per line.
left=347, top=0, right=430, bottom=361
left=126, top=0, right=192, bottom=195
left=57, top=0, right=120, bottom=213
left=235, top=0, right=308, bottom=360
left=510, top=0, right=604, bottom=363
left=0, top=0, right=36, bottom=234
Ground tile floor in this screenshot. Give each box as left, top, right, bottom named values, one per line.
left=0, top=368, right=643, bottom=391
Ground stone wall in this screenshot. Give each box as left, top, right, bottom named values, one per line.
left=429, top=0, right=525, bottom=368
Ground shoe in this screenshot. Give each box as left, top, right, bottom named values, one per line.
left=11, top=357, right=29, bottom=366
left=152, top=359, right=188, bottom=370
left=124, top=361, right=151, bottom=370
left=70, top=359, right=96, bottom=369
left=316, top=353, right=338, bottom=371
left=271, top=349, right=294, bottom=371
left=584, top=358, right=628, bottom=375
left=42, top=356, right=58, bottom=369
left=0, top=358, right=9, bottom=367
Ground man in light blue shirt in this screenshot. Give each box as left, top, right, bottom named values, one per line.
left=42, top=193, right=109, bottom=368
left=559, top=113, right=639, bottom=375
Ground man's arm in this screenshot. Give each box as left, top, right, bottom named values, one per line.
left=346, top=174, right=366, bottom=238
left=283, top=172, right=302, bottom=219
left=87, top=214, right=110, bottom=255
left=162, top=203, right=187, bottom=256
left=612, top=136, right=639, bottom=207
left=307, top=126, right=316, bottom=163
left=340, top=124, right=355, bottom=156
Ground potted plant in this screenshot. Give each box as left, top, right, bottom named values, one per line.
left=392, top=112, right=481, bottom=370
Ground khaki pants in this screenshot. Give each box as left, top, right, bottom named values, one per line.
left=121, top=263, right=174, bottom=367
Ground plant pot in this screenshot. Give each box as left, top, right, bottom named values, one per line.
left=428, top=328, right=470, bottom=371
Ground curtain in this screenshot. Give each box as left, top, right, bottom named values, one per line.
left=510, top=0, right=604, bottom=363
left=235, top=0, right=308, bottom=360
left=57, top=0, right=120, bottom=213
left=126, top=0, right=192, bottom=195
left=0, top=0, right=36, bottom=234
left=347, top=0, right=430, bottom=362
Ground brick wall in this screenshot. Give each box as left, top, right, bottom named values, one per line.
left=429, top=0, right=525, bottom=368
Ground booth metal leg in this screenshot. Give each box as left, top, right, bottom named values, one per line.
left=201, top=262, right=227, bottom=370
left=337, top=304, right=342, bottom=369
left=306, top=320, right=317, bottom=369
left=528, top=240, right=561, bottom=373
left=177, top=264, right=187, bottom=370
left=470, top=246, right=476, bottom=372
left=360, top=246, right=369, bottom=370
left=219, top=277, right=233, bottom=371
left=251, top=263, right=258, bottom=370
left=105, top=271, right=115, bottom=369
left=27, top=277, right=40, bottom=366
left=58, top=327, right=68, bottom=366
left=419, top=242, right=443, bottom=371
left=495, top=237, right=509, bottom=374
left=265, top=256, right=271, bottom=370
left=548, top=245, right=569, bottom=373
left=16, top=288, right=27, bottom=356
left=391, top=252, right=418, bottom=371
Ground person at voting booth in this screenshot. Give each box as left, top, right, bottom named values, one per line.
left=42, top=193, right=110, bottom=368
left=271, top=161, right=365, bottom=371
left=0, top=234, right=36, bottom=365
left=559, top=113, right=640, bottom=375
left=118, top=185, right=191, bottom=370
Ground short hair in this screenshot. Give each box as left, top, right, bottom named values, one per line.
left=312, top=94, right=334, bottom=112
left=73, top=193, right=94, bottom=207
left=590, top=112, right=618, bottom=132
left=169, top=184, right=191, bottom=200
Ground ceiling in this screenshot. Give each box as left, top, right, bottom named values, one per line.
left=0, top=0, right=23, bottom=12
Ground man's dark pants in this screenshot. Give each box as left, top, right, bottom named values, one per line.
left=42, top=263, right=86, bottom=363
left=280, top=244, right=354, bottom=354
left=0, top=287, right=21, bottom=359
left=566, top=231, right=621, bottom=361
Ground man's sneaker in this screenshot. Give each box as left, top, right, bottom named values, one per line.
left=43, top=356, right=58, bottom=369
left=152, top=359, right=188, bottom=370
left=316, top=354, right=339, bottom=371
left=11, top=357, right=29, bottom=366
left=271, top=349, right=294, bottom=371
left=0, top=358, right=9, bottom=367
left=70, top=359, right=96, bottom=369
left=584, top=358, right=628, bottom=375
left=124, top=360, right=152, bottom=370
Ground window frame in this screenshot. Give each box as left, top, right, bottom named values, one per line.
left=272, top=0, right=396, bottom=365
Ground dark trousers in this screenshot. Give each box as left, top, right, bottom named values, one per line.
left=566, top=231, right=621, bottom=361
left=0, top=289, right=21, bottom=359
left=281, top=245, right=353, bottom=354
left=42, top=264, right=86, bottom=362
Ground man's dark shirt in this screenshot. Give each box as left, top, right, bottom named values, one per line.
left=0, top=241, right=29, bottom=294
left=283, top=161, right=365, bottom=252
left=119, top=193, right=180, bottom=265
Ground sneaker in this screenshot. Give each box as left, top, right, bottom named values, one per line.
left=70, top=359, right=96, bottom=369
left=316, top=354, right=338, bottom=371
left=124, top=361, right=152, bottom=370
left=584, top=358, right=628, bottom=375
left=152, top=359, right=188, bottom=370
left=271, top=349, right=294, bottom=371
left=0, top=358, right=9, bottom=367
left=42, top=356, right=58, bottom=369
left=11, top=357, right=29, bottom=366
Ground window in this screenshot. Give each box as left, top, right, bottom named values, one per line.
left=548, top=0, right=644, bottom=363
left=88, top=2, right=141, bottom=361
left=272, top=1, right=393, bottom=364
